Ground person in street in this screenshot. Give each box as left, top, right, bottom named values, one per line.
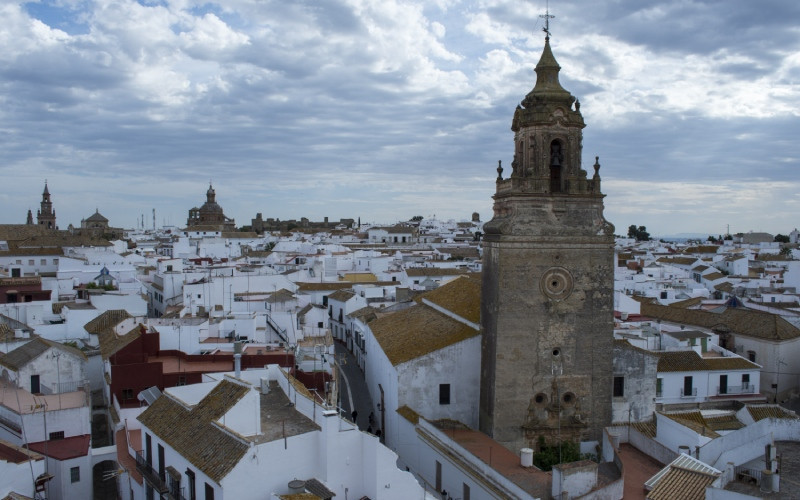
left=351, top=410, right=358, bottom=423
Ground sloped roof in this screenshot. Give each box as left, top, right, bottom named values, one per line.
left=416, top=275, right=481, bottom=324
left=0, top=337, right=86, bottom=371
left=657, top=350, right=758, bottom=372
left=85, top=210, right=108, bottom=223
left=265, top=288, right=295, bottom=304
left=83, top=310, right=139, bottom=359
left=347, top=306, right=378, bottom=323
left=138, top=380, right=250, bottom=482
left=747, top=405, right=799, bottom=421
left=405, top=267, right=470, bottom=278
left=327, top=289, right=355, bottom=302
left=370, top=303, right=479, bottom=366
left=641, top=302, right=800, bottom=341
left=662, top=412, right=720, bottom=438
left=646, top=460, right=720, bottom=500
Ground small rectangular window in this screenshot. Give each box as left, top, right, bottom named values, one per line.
left=439, top=383, right=451, bottom=405
left=70, top=466, right=80, bottom=483
left=748, top=351, right=756, bottom=362
left=205, top=483, right=215, bottom=500
left=613, top=376, right=624, bottom=398
left=28, top=259, right=34, bottom=266
left=40, top=259, right=47, bottom=265
left=49, top=431, right=65, bottom=440
left=53, top=258, right=58, bottom=265
left=122, top=388, right=134, bottom=400
left=463, top=483, right=471, bottom=500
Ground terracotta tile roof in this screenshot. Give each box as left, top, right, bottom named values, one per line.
left=396, top=405, right=420, bottom=424
left=0, top=337, right=86, bottom=371
left=657, top=350, right=758, bottom=372
left=646, top=465, right=719, bottom=500
left=641, top=302, right=800, bottom=341
left=277, top=493, right=320, bottom=500
left=265, top=288, right=295, bottom=303
left=630, top=421, right=656, bottom=438
left=83, top=310, right=139, bottom=359
left=703, top=272, right=725, bottom=281
left=405, top=267, right=470, bottom=277
left=662, top=412, right=720, bottom=438
left=370, top=303, right=479, bottom=366
left=340, top=272, right=377, bottom=282
left=656, top=257, right=698, bottom=266
left=138, top=380, right=250, bottom=482
left=416, top=275, right=481, bottom=324
left=747, top=405, right=799, bottom=421
left=704, top=414, right=745, bottom=431
left=346, top=306, right=378, bottom=323
left=669, top=297, right=704, bottom=309
left=327, top=289, right=355, bottom=302
left=296, top=281, right=396, bottom=292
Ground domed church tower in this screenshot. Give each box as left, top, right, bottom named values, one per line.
left=479, top=32, right=615, bottom=453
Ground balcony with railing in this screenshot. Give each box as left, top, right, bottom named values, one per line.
left=716, top=384, right=755, bottom=396
left=134, top=451, right=168, bottom=495
left=680, top=387, right=698, bottom=397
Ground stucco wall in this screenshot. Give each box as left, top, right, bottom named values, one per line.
left=396, top=335, right=480, bottom=429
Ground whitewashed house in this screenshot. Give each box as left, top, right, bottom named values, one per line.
left=133, top=366, right=424, bottom=499
left=363, top=276, right=481, bottom=451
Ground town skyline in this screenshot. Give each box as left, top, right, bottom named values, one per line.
left=1, top=0, right=798, bottom=236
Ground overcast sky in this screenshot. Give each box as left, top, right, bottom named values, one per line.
left=1, top=0, right=798, bottom=237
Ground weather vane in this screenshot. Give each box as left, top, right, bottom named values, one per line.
left=539, top=0, right=555, bottom=39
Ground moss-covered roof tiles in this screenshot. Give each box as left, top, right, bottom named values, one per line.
left=641, top=302, right=800, bottom=341
left=138, top=380, right=250, bottom=482
left=417, top=275, right=481, bottom=324
left=83, top=310, right=139, bottom=359
left=657, top=350, right=758, bottom=372
left=405, top=267, right=470, bottom=277
left=747, top=405, right=799, bottom=421
left=370, top=303, right=479, bottom=366
left=0, top=337, right=86, bottom=371
left=327, top=289, right=355, bottom=302
left=396, top=405, right=420, bottom=424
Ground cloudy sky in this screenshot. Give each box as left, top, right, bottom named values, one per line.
left=1, top=0, right=798, bottom=237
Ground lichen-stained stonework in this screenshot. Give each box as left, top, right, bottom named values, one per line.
left=479, top=36, right=615, bottom=453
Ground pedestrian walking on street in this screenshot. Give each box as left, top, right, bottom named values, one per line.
left=351, top=410, right=358, bottom=423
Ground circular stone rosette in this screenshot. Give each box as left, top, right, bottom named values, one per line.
left=540, top=266, right=574, bottom=301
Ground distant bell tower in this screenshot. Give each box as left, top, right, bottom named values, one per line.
left=37, top=182, right=57, bottom=230
left=479, top=32, right=615, bottom=453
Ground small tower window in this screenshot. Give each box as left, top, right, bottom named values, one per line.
left=549, top=140, right=563, bottom=193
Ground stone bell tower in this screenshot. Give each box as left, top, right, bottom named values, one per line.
left=479, top=34, right=615, bottom=453
left=37, top=182, right=57, bottom=230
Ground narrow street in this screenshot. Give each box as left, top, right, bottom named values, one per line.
left=334, top=341, right=379, bottom=435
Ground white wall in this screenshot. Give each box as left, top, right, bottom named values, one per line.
left=0, top=450, right=46, bottom=498
left=46, top=453, right=92, bottom=500
left=16, top=348, right=85, bottom=394
left=396, top=336, right=480, bottom=429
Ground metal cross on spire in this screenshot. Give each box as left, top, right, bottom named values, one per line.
left=539, top=0, right=555, bottom=39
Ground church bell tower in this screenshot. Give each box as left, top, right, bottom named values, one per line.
left=37, top=182, right=57, bottom=230
left=479, top=34, right=615, bottom=453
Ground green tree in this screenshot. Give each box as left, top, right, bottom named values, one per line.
left=775, top=234, right=790, bottom=243
left=627, top=225, right=651, bottom=241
